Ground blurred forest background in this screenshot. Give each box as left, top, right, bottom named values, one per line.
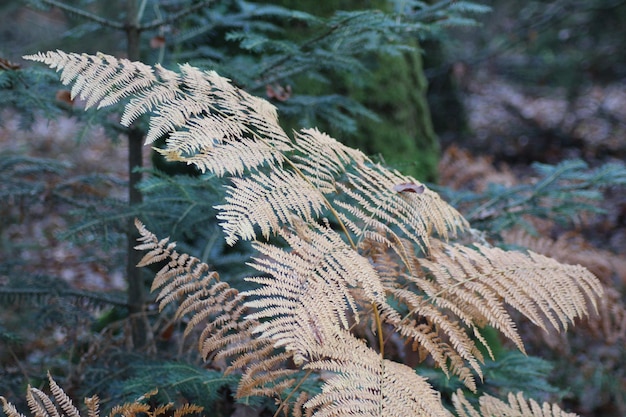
left=1, top=1, right=626, bottom=417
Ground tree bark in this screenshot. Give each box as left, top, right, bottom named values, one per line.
left=273, top=0, right=441, bottom=181
left=125, top=0, right=148, bottom=350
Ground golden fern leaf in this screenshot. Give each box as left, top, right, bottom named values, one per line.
left=26, top=387, right=59, bottom=417
left=0, top=397, right=27, bottom=417
left=502, top=229, right=616, bottom=281
left=84, top=397, right=99, bottom=417
left=148, top=403, right=172, bottom=417
left=24, top=51, right=292, bottom=177
left=109, top=403, right=151, bottom=417
left=304, top=330, right=451, bottom=417
left=233, top=347, right=299, bottom=398
left=215, top=168, right=327, bottom=245
left=136, top=221, right=297, bottom=398
left=244, top=222, right=388, bottom=362
left=291, top=128, right=368, bottom=193
left=453, top=390, right=579, bottom=417
left=426, top=243, right=602, bottom=333
left=389, top=242, right=603, bottom=389
left=292, top=391, right=311, bottom=417
left=172, top=403, right=204, bottom=417
left=26, top=51, right=607, bottom=417
left=335, top=163, right=468, bottom=255
left=503, top=228, right=626, bottom=343
left=24, top=51, right=157, bottom=111
left=47, top=373, right=80, bottom=417
left=134, top=219, right=247, bottom=360
left=385, top=288, right=484, bottom=391
left=158, top=138, right=284, bottom=177
left=2, top=376, right=203, bottom=417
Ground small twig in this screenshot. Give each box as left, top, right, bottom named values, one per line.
left=140, top=0, right=216, bottom=31
left=37, top=0, right=125, bottom=30
left=7, top=346, right=30, bottom=383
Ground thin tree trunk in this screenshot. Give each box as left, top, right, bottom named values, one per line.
left=125, top=0, right=148, bottom=350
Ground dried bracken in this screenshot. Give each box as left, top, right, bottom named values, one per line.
left=21, top=50, right=603, bottom=417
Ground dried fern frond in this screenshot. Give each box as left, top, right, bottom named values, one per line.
left=22, top=51, right=157, bottom=110
left=304, top=330, right=452, bottom=417
left=135, top=220, right=299, bottom=399
left=502, top=229, right=616, bottom=281
left=231, top=340, right=300, bottom=399
left=503, top=229, right=626, bottom=343
left=135, top=219, right=247, bottom=359
left=453, top=390, right=579, bottom=417
left=376, top=240, right=604, bottom=390
left=426, top=242, right=601, bottom=332
left=336, top=163, right=468, bottom=255
left=23, top=51, right=292, bottom=177
left=25, top=51, right=469, bottom=260
left=244, top=222, right=389, bottom=362
left=0, top=397, right=26, bottom=417
left=26, top=51, right=608, bottom=417
left=215, top=168, right=327, bottom=245
left=291, top=128, right=368, bottom=194
left=387, top=287, right=484, bottom=391
left=1, top=374, right=203, bottom=417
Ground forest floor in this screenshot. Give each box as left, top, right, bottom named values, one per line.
left=454, top=68, right=626, bottom=254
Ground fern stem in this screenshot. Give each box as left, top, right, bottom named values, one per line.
left=272, top=369, right=314, bottom=417
left=372, top=303, right=385, bottom=358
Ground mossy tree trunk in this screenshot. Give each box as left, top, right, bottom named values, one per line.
left=274, top=0, right=440, bottom=181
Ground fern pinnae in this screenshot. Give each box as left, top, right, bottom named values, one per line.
left=22, top=392, right=40, bottom=417
left=24, top=51, right=606, bottom=417
left=415, top=246, right=531, bottom=351
left=25, top=388, right=57, bottom=417
left=291, top=128, right=368, bottom=193
left=335, top=163, right=468, bottom=256
left=303, top=330, right=451, bottom=417
left=96, top=65, right=157, bottom=110
left=172, top=403, right=203, bottom=417
left=48, top=373, right=80, bottom=417
left=418, top=243, right=602, bottom=343
left=84, top=397, right=99, bottom=417
left=68, top=53, right=106, bottom=104
left=182, top=282, right=238, bottom=336
left=122, top=66, right=182, bottom=130
left=453, top=390, right=580, bottom=417
left=1, top=398, right=27, bottom=417
left=109, top=402, right=150, bottom=417
left=278, top=381, right=312, bottom=417
left=135, top=219, right=252, bottom=363
left=388, top=289, right=483, bottom=389
left=244, top=224, right=387, bottom=333
left=215, top=169, right=327, bottom=245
